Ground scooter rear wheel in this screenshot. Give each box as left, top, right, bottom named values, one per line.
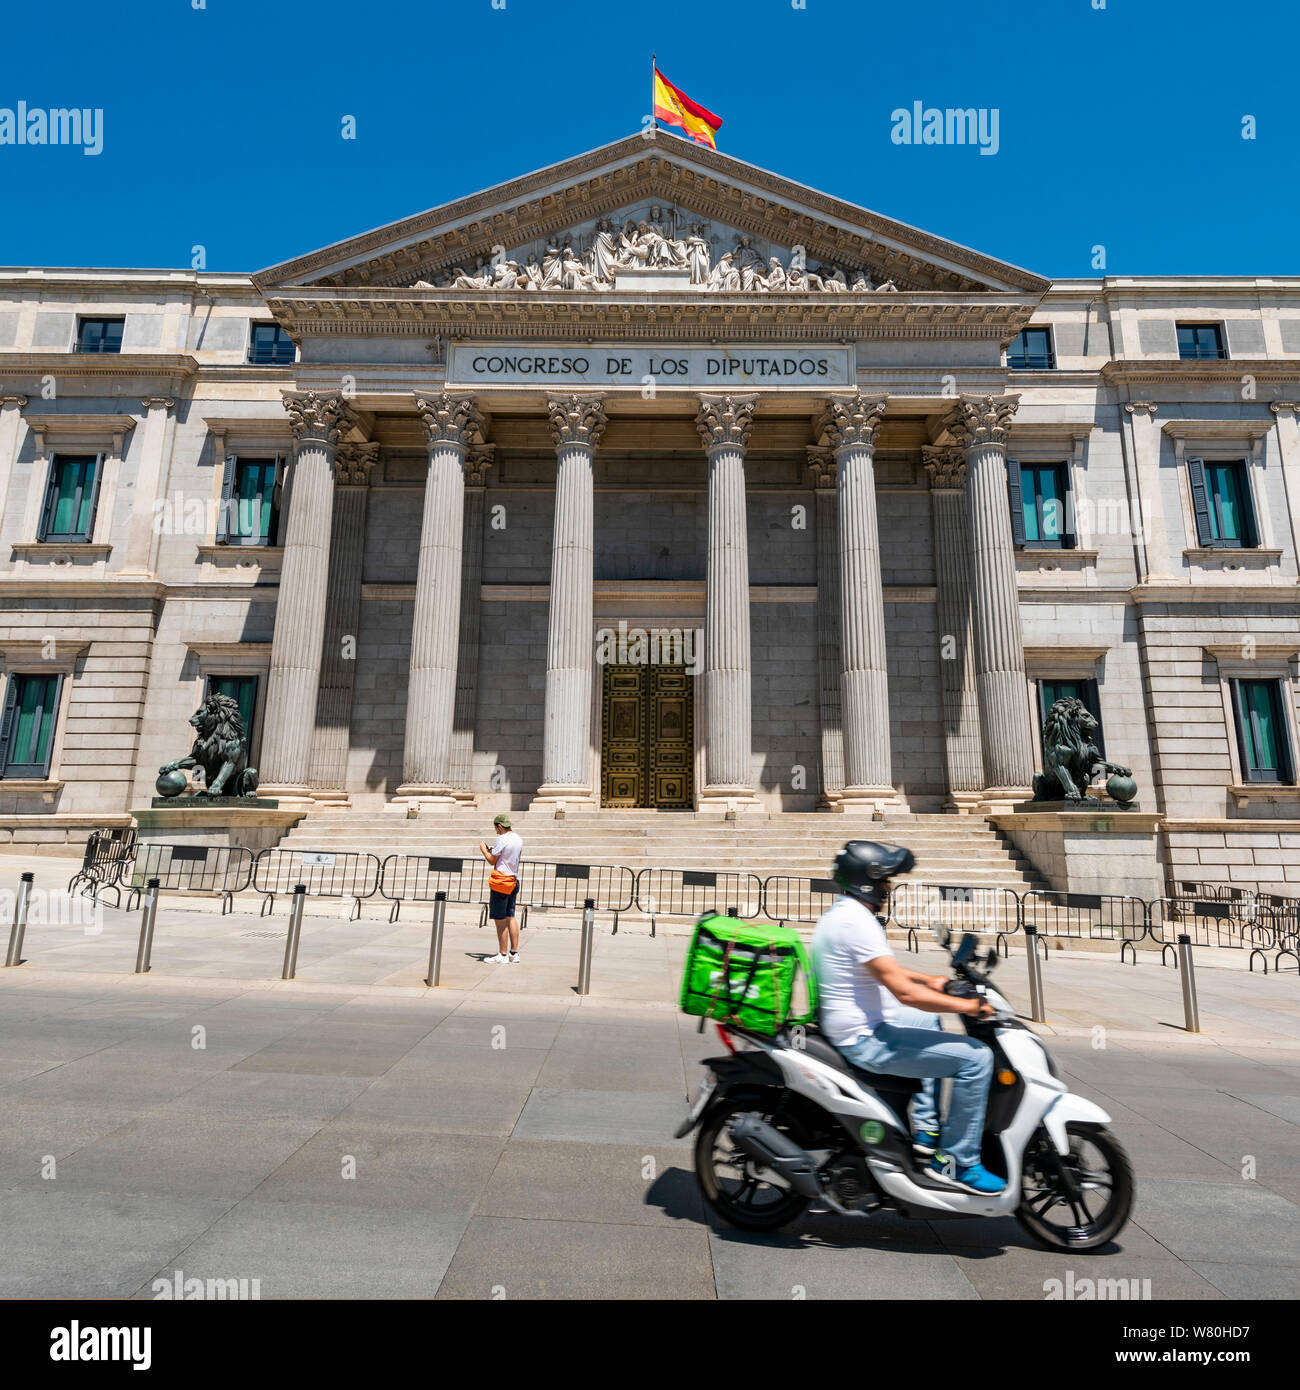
left=1016, top=1122, right=1134, bottom=1251
left=695, top=1088, right=811, bottom=1232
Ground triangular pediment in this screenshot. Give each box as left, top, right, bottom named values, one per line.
left=253, top=130, right=1049, bottom=301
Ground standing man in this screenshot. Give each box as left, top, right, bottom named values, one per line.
left=480, top=813, right=523, bottom=964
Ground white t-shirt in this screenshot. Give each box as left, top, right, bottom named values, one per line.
left=811, top=894, right=898, bottom=1046
left=491, top=832, right=522, bottom=881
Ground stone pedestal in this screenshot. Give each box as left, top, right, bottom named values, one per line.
left=990, top=808, right=1165, bottom=900
left=133, top=804, right=307, bottom=857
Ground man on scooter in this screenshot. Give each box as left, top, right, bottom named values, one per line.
left=811, top=840, right=1005, bottom=1195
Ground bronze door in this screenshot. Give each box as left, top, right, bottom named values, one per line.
left=600, top=664, right=694, bottom=809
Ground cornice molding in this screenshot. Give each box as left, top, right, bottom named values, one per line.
left=0, top=352, right=197, bottom=380
left=1102, top=358, right=1300, bottom=386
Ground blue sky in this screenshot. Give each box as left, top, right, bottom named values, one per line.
left=2, top=0, right=1292, bottom=277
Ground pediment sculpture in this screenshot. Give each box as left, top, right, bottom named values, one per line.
left=409, top=211, right=898, bottom=295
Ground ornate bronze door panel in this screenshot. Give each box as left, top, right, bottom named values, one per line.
left=601, top=664, right=694, bottom=809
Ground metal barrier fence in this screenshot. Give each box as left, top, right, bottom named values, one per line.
left=379, top=856, right=490, bottom=921
left=520, top=861, right=635, bottom=931
left=67, top=827, right=138, bottom=908
left=122, top=843, right=255, bottom=914
left=253, top=848, right=382, bottom=919
left=762, top=875, right=840, bottom=927
left=890, top=882, right=1022, bottom=954
left=634, top=868, right=763, bottom=936
left=1019, top=890, right=1149, bottom=956
left=1149, top=897, right=1282, bottom=972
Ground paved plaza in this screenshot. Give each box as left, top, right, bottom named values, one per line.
left=1, top=853, right=1299, bottom=1301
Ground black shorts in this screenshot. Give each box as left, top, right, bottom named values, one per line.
left=489, top=887, right=519, bottom=920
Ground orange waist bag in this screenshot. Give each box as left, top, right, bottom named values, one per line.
left=489, top=869, right=518, bottom=894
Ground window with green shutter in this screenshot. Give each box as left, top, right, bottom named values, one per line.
left=216, top=456, right=281, bottom=544
left=1007, top=460, right=1075, bottom=549
left=37, top=454, right=103, bottom=543
left=1187, top=458, right=1257, bottom=548
left=0, top=673, right=64, bottom=778
left=1231, top=679, right=1295, bottom=783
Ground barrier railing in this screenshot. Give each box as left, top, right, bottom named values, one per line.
left=890, top=882, right=1022, bottom=955
left=1149, top=896, right=1281, bottom=972
left=762, top=875, right=840, bottom=927
left=253, top=848, right=381, bottom=919
left=520, top=861, right=634, bottom=931
left=634, top=868, right=763, bottom=937
left=1018, top=890, right=1149, bottom=957
left=123, top=843, right=254, bottom=914
left=68, top=827, right=138, bottom=908
left=379, top=855, right=490, bottom=921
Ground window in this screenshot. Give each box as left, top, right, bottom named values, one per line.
left=0, top=673, right=64, bottom=778
left=1007, top=459, right=1074, bottom=548
left=217, top=455, right=282, bottom=544
left=1007, top=327, right=1055, bottom=370
left=204, top=675, right=258, bottom=740
left=1231, top=679, right=1295, bottom=783
left=76, top=318, right=124, bottom=354
left=1187, top=458, right=1257, bottom=548
left=1176, top=323, right=1225, bottom=360
left=1038, top=678, right=1104, bottom=755
left=37, top=453, right=102, bottom=543
left=247, top=323, right=295, bottom=366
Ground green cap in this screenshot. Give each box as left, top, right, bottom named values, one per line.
left=493, top=814, right=512, bottom=829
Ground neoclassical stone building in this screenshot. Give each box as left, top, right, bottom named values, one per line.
left=0, top=132, right=1297, bottom=893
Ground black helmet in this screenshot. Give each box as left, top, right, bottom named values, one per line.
left=833, top=840, right=916, bottom=911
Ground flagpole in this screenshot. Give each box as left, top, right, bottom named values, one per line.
left=650, top=54, right=657, bottom=130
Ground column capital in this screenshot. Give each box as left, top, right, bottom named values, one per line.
left=0, top=394, right=28, bottom=410
left=413, top=393, right=483, bottom=448
left=696, top=394, right=756, bottom=453
left=140, top=395, right=175, bottom=414
left=922, top=444, right=967, bottom=490
left=1269, top=400, right=1300, bottom=418
left=805, top=444, right=836, bottom=489
left=284, top=391, right=352, bottom=446
left=546, top=395, right=608, bottom=450
left=335, top=441, right=380, bottom=486
left=819, top=394, right=887, bottom=452
left=465, top=443, right=496, bottom=486
left=947, top=394, right=1020, bottom=450
left=1124, top=400, right=1158, bottom=418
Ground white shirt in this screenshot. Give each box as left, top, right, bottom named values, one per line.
left=491, top=831, right=522, bottom=880
left=811, top=894, right=898, bottom=1046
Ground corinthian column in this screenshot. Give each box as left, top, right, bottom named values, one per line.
left=394, top=394, right=483, bottom=808
left=924, top=446, right=984, bottom=811
left=821, top=395, right=897, bottom=809
left=697, top=395, right=759, bottom=808
left=260, top=391, right=352, bottom=804
left=531, top=396, right=607, bottom=807
left=948, top=394, right=1036, bottom=800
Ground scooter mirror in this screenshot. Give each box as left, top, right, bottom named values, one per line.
left=952, top=932, right=978, bottom=966
left=985, top=948, right=998, bottom=970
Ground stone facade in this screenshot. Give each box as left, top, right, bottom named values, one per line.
left=0, top=132, right=1296, bottom=891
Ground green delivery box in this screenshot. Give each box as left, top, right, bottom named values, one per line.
left=679, top=914, right=817, bottom=1034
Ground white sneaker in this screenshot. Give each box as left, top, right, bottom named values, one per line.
left=485, top=952, right=507, bottom=963
left=508, top=952, right=521, bottom=964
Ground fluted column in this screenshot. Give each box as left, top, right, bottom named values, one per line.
left=924, top=446, right=984, bottom=811
left=395, top=395, right=483, bottom=807
left=809, top=448, right=844, bottom=807
left=0, top=395, right=29, bottom=548
left=822, top=395, right=897, bottom=807
left=531, top=397, right=607, bottom=807
left=260, top=392, right=352, bottom=802
left=948, top=395, right=1036, bottom=799
left=308, top=442, right=379, bottom=804
left=449, top=445, right=494, bottom=800
left=1269, top=402, right=1300, bottom=583
left=697, top=395, right=759, bottom=807
left=120, top=396, right=175, bottom=576
left=1123, top=400, right=1174, bottom=582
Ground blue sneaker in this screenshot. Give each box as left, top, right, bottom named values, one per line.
left=912, top=1130, right=941, bottom=1157
left=928, top=1155, right=1006, bottom=1194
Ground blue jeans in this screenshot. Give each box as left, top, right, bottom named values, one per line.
left=839, top=1005, right=994, bottom=1169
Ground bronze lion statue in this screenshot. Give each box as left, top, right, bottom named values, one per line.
left=159, top=693, right=259, bottom=798
left=1032, top=697, right=1131, bottom=803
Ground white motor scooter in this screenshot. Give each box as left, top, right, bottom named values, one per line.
left=677, top=929, right=1133, bottom=1251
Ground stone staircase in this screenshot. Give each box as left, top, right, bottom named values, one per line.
left=274, top=809, right=1048, bottom=893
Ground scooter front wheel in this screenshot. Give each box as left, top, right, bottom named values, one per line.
left=695, top=1089, right=811, bottom=1233
left=1016, top=1122, right=1134, bottom=1252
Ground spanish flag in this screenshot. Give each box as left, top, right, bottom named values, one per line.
left=653, top=65, right=722, bottom=149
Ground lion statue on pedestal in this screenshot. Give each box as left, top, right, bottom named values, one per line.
left=157, top=693, right=259, bottom=799
left=1032, top=696, right=1133, bottom=803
